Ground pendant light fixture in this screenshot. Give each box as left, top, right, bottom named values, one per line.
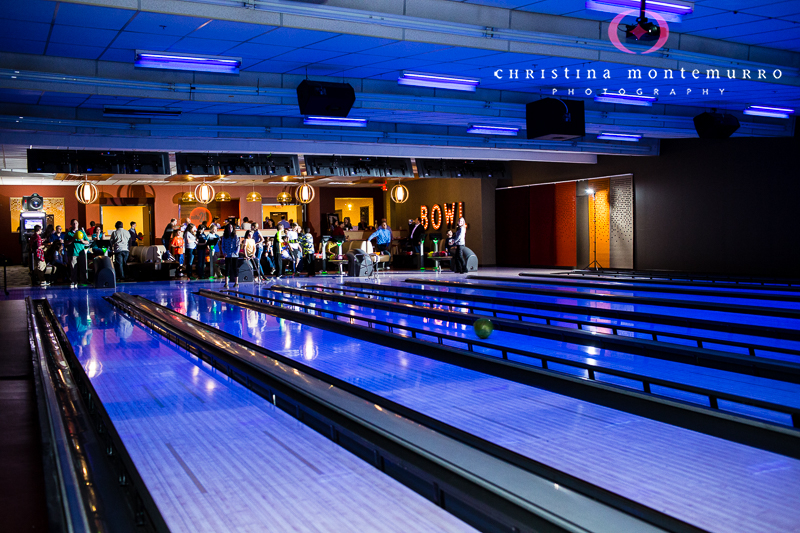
left=296, top=176, right=315, bottom=205
left=75, top=179, right=99, bottom=205
left=215, top=190, right=231, bottom=202
left=277, top=191, right=292, bottom=205
left=390, top=181, right=409, bottom=204
left=195, top=180, right=215, bottom=204
left=246, top=180, right=262, bottom=203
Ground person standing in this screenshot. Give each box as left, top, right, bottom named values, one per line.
left=300, top=228, right=316, bottom=277
left=252, top=227, right=266, bottom=280
left=184, top=224, right=197, bottom=278
left=220, top=224, right=241, bottom=289
left=206, top=225, right=222, bottom=279
left=65, top=219, right=90, bottom=288
left=368, top=221, right=392, bottom=253
left=195, top=227, right=209, bottom=279
left=161, top=219, right=176, bottom=249
left=277, top=215, right=290, bottom=231
left=272, top=224, right=284, bottom=278
left=452, top=217, right=467, bottom=274
left=409, top=217, right=425, bottom=253
left=29, top=225, right=47, bottom=287
left=171, top=229, right=185, bottom=275
left=242, top=230, right=261, bottom=285
left=128, top=221, right=139, bottom=249
left=87, top=221, right=97, bottom=238
left=110, top=221, right=129, bottom=281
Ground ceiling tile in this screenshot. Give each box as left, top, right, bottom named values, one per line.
left=50, top=25, right=118, bottom=48
left=55, top=3, right=134, bottom=30
left=123, top=12, right=209, bottom=36
left=250, top=27, right=338, bottom=47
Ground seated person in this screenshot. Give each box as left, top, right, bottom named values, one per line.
left=331, top=221, right=345, bottom=238
left=46, top=241, right=69, bottom=283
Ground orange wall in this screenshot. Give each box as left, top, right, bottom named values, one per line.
left=0, top=184, right=81, bottom=263
left=554, top=181, right=576, bottom=267
left=588, top=178, right=610, bottom=269
left=0, top=183, right=321, bottom=262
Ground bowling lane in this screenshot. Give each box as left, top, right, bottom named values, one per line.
left=46, top=289, right=476, bottom=533
left=446, top=280, right=800, bottom=310
left=234, top=287, right=800, bottom=425
left=130, top=283, right=800, bottom=533
left=342, top=282, right=800, bottom=356
left=502, top=275, right=800, bottom=296
left=402, top=281, right=800, bottom=329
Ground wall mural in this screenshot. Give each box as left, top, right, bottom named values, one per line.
left=10, top=197, right=66, bottom=232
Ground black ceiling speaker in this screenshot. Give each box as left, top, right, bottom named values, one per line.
left=526, top=98, right=585, bottom=141
left=296, top=80, right=356, bottom=117
left=693, top=112, right=740, bottom=139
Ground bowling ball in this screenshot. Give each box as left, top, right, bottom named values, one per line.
left=76, top=230, right=85, bottom=240
left=473, top=318, right=494, bottom=339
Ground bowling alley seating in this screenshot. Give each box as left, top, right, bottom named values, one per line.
left=344, top=239, right=391, bottom=271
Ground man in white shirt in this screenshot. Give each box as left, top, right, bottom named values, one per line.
left=285, top=224, right=302, bottom=274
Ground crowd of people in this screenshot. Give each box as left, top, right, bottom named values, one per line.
left=28, top=212, right=469, bottom=288
left=30, top=219, right=141, bottom=287
left=160, top=216, right=317, bottom=288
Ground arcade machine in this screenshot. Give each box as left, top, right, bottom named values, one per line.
left=19, top=194, right=48, bottom=268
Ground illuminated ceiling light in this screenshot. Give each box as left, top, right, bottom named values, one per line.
left=398, top=71, right=480, bottom=92
left=466, top=124, right=519, bottom=136
left=743, top=105, right=795, bottom=119
left=277, top=191, right=292, bottom=205
left=391, top=183, right=409, bottom=204
left=594, top=93, right=657, bottom=106
left=181, top=190, right=196, bottom=202
left=214, top=190, right=231, bottom=202
left=246, top=181, right=262, bottom=203
left=296, top=183, right=315, bottom=204
left=597, top=133, right=642, bottom=141
left=75, top=180, right=98, bottom=205
left=303, top=116, right=367, bottom=127
left=195, top=182, right=215, bottom=204
left=586, top=0, right=693, bottom=22
left=134, top=50, right=241, bottom=74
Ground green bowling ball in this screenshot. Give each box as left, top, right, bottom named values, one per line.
left=473, top=318, right=494, bottom=339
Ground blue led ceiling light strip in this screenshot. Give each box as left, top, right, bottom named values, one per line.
left=586, top=0, right=693, bottom=22
left=597, top=133, right=642, bottom=141
left=595, top=93, right=657, bottom=106
left=743, top=106, right=795, bottom=119
left=303, top=116, right=368, bottom=127
left=398, top=72, right=480, bottom=92
left=467, top=125, right=519, bottom=136
left=135, top=50, right=242, bottom=74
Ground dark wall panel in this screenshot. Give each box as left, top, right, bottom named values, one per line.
left=508, top=137, right=800, bottom=276
left=529, top=184, right=556, bottom=266
left=496, top=188, right=530, bottom=266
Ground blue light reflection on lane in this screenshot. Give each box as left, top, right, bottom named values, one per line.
left=233, top=287, right=800, bottom=423
left=125, top=283, right=800, bottom=533
left=46, top=289, right=477, bottom=533
left=351, top=281, right=800, bottom=345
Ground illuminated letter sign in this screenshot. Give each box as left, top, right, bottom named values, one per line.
left=443, top=203, right=455, bottom=227
left=420, top=205, right=429, bottom=230
left=431, top=204, right=442, bottom=230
